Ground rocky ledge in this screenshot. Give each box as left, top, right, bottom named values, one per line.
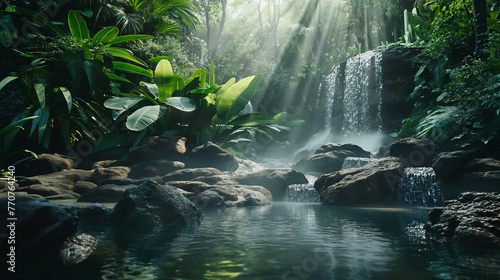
left=425, top=192, right=500, bottom=248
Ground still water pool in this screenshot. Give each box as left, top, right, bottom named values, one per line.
left=44, top=202, right=499, bottom=280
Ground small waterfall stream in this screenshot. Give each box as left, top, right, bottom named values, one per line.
left=319, top=50, right=383, bottom=139
left=397, top=167, right=445, bottom=206
left=284, top=175, right=320, bottom=202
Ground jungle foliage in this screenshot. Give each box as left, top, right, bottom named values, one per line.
left=395, top=0, right=500, bottom=152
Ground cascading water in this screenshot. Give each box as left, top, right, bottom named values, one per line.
left=284, top=175, right=320, bottom=202
left=397, top=167, right=445, bottom=206
left=320, top=51, right=383, bottom=140
left=341, top=157, right=375, bottom=169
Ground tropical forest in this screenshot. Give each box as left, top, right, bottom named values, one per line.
left=0, top=0, right=499, bottom=279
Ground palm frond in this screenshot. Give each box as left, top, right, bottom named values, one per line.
left=416, top=106, right=459, bottom=140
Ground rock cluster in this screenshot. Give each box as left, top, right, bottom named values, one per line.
left=425, top=192, right=500, bottom=248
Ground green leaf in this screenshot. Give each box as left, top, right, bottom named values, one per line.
left=68, top=10, right=90, bottom=41
left=104, top=97, right=144, bottom=110
left=37, top=107, right=50, bottom=145
left=126, top=105, right=167, bottom=131
left=145, top=56, right=172, bottom=65
left=0, top=76, right=18, bottom=91
left=92, top=132, right=136, bottom=153
left=105, top=47, right=147, bottom=66
left=228, top=113, right=277, bottom=127
left=18, top=8, right=65, bottom=37
left=112, top=61, right=153, bottom=78
left=104, top=97, right=144, bottom=120
left=140, top=81, right=159, bottom=98
left=34, top=83, right=46, bottom=108
left=93, top=26, right=119, bottom=44
left=216, top=75, right=262, bottom=122
left=106, top=73, right=135, bottom=85
left=165, top=97, right=196, bottom=112
left=155, top=59, right=174, bottom=102
left=108, top=35, right=154, bottom=45
left=59, top=87, right=72, bottom=113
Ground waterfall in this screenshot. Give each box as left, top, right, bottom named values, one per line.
left=321, top=51, right=383, bottom=140
left=397, top=167, right=445, bottom=206
left=284, top=175, right=320, bottom=202
left=341, top=157, right=375, bottom=169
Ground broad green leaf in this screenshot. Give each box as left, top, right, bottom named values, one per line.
left=0, top=116, right=37, bottom=138
left=172, top=75, right=186, bottom=92
left=0, top=76, right=18, bottom=91
left=59, top=87, right=72, bottom=113
left=93, top=26, right=119, bottom=44
left=34, top=83, right=46, bottom=108
left=104, top=97, right=144, bottom=110
left=140, top=82, right=159, bottom=98
left=155, top=59, right=174, bottom=102
left=18, top=8, right=65, bottom=37
left=228, top=114, right=277, bottom=127
left=145, top=56, right=172, bottom=65
left=112, top=61, right=153, bottom=78
left=216, top=75, right=262, bottom=122
left=105, top=47, right=147, bottom=66
left=68, top=10, right=90, bottom=41
left=37, top=107, right=50, bottom=145
left=164, top=97, right=196, bottom=112
left=190, top=84, right=219, bottom=94
left=186, top=69, right=207, bottom=87
left=126, top=105, right=167, bottom=131
left=108, top=35, right=154, bottom=45
left=106, top=73, right=135, bottom=85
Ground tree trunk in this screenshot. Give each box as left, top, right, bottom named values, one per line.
left=473, top=0, right=488, bottom=59
left=205, top=1, right=211, bottom=62
left=211, top=0, right=227, bottom=59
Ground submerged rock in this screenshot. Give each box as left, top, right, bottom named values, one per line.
left=59, top=234, right=98, bottom=265
left=0, top=196, right=80, bottom=262
left=111, top=180, right=202, bottom=230
left=314, top=157, right=404, bottom=205
left=425, top=192, right=500, bottom=248
left=194, top=185, right=272, bottom=208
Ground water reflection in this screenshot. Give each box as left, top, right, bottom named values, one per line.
left=41, top=203, right=500, bottom=280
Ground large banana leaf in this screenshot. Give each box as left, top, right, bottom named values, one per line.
left=112, top=61, right=153, bottom=78
left=155, top=59, right=174, bottom=102
left=68, top=10, right=90, bottom=42
left=108, top=35, right=154, bottom=45
left=126, top=105, right=167, bottom=131
left=104, top=97, right=144, bottom=120
left=165, top=97, right=196, bottom=112
left=216, top=75, right=262, bottom=122
left=0, top=76, right=18, bottom=91
left=105, top=47, right=147, bottom=66
left=93, top=26, right=119, bottom=45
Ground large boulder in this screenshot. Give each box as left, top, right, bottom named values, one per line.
left=315, top=143, right=371, bottom=157
left=88, top=166, right=131, bottom=184
left=0, top=196, right=80, bottom=267
left=59, top=234, right=98, bottom=265
left=77, top=178, right=153, bottom=203
left=15, top=153, right=77, bottom=177
left=389, top=138, right=439, bottom=167
left=129, top=135, right=187, bottom=161
left=18, top=169, right=92, bottom=198
left=194, top=185, right=273, bottom=208
left=433, top=155, right=500, bottom=199
left=110, top=180, right=202, bottom=230
left=314, top=157, right=404, bottom=205
left=232, top=168, right=308, bottom=200
left=129, top=159, right=185, bottom=178
left=185, top=141, right=239, bottom=172
left=292, top=151, right=355, bottom=174
left=162, top=168, right=224, bottom=182
left=432, top=150, right=474, bottom=181
left=425, top=192, right=500, bottom=248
